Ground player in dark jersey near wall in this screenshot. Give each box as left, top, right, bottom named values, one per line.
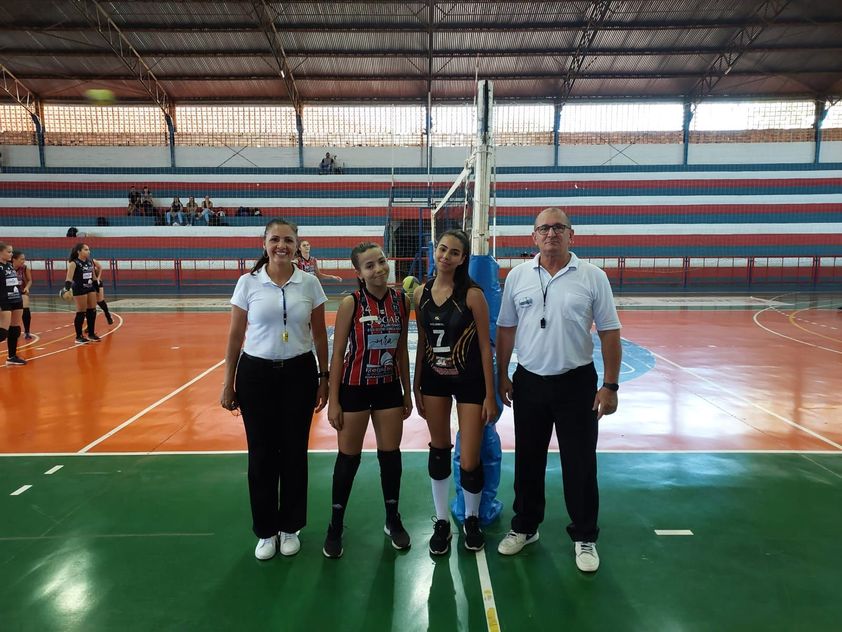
left=295, top=240, right=341, bottom=283
left=322, top=242, right=413, bottom=558
left=12, top=250, right=33, bottom=339
left=0, top=242, right=27, bottom=365
left=413, top=229, right=498, bottom=554
left=60, top=243, right=101, bottom=344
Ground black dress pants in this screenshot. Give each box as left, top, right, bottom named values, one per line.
left=510, top=362, right=600, bottom=542
left=236, top=352, right=317, bottom=538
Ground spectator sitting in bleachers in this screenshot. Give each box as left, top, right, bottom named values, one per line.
left=128, top=185, right=140, bottom=215
left=185, top=196, right=200, bottom=224
left=331, top=155, right=344, bottom=174
left=141, top=186, right=154, bottom=215
left=166, top=196, right=185, bottom=226
left=199, top=195, right=214, bottom=224
left=318, top=152, right=335, bottom=174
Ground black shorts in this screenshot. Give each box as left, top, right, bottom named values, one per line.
left=339, top=381, right=404, bottom=413
left=0, top=300, right=23, bottom=312
left=73, top=286, right=96, bottom=297
left=419, top=367, right=485, bottom=405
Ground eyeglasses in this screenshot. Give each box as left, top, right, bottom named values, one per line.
left=534, top=223, right=571, bottom=235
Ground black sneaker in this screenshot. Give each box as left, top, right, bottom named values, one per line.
left=322, top=523, right=343, bottom=559
left=5, top=356, right=27, bottom=366
left=87, top=333, right=102, bottom=342
left=106, top=317, right=114, bottom=325
left=75, top=336, right=90, bottom=344
left=463, top=515, right=485, bottom=551
left=24, top=333, right=33, bottom=340
left=429, top=518, right=452, bottom=555
left=384, top=514, right=411, bottom=551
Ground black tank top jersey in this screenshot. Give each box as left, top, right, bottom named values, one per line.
left=2, top=261, right=22, bottom=303
left=417, top=279, right=481, bottom=381
left=72, top=257, right=95, bottom=292
left=342, top=287, right=407, bottom=386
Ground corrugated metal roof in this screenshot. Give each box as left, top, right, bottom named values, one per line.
left=0, top=0, right=840, bottom=104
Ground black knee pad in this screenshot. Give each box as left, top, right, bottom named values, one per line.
left=428, top=444, right=452, bottom=481
left=0, top=328, right=7, bottom=343
left=334, top=451, right=362, bottom=477
left=460, top=463, right=485, bottom=494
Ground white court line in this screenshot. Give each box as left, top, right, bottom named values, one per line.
left=649, top=349, right=842, bottom=451
left=655, top=529, right=694, bottom=536
left=77, top=359, right=225, bottom=454
left=10, top=484, right=32, bottom=496
left=0, top=312, right=125, bottom=368
left=752, top=307, right=842, bottom=355
left=475, top=548, right=501, bottom=632
left=44, top=465, right=64, bottom=475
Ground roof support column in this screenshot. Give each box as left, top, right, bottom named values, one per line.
left=682, top=100, right=693, bottom=165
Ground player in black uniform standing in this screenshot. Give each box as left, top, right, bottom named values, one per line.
left=60, top=243, right=101, bottom=344
left=322, top=242, right=413, bottom=558
left=0, top=242, right=27, bottom=365
left=413, top=229, right=498, bottom=554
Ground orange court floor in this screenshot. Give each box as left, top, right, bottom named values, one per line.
left=1, top=293, right=841, bottom=456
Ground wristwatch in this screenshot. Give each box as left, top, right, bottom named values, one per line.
left=602, top=382, right=619, bottom=392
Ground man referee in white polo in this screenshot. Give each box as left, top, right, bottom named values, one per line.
left=495, top=207, right=622, bottom=572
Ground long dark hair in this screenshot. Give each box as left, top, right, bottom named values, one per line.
left=250, top=218, right=298, bottom=274
left=435, top=228, right=478, bottom=303
left=350, top=242, right=383, bottom=291
left=68, top=243, right=87, bottom=261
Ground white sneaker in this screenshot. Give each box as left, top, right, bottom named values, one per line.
left=497, top=530, right=539, bottom=556
left=279, top=531, right=301, bottom=556
left=575, top=541, right=600, bottom=572
left=254, top=536, right=277, bottom=560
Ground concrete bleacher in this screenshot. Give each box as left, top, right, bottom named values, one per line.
left=2, top=166, right=842, bottom=292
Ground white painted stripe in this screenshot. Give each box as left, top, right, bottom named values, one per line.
left=655, top=529, right=694, bottom=536
left=2, top=194, right=842, bottom=209
left=649, top=348, right=842, bottom=451
left=10, top=485, right=32, bottom=495
left=752, top=308, right=842, bottom=356
left=475, top=548, right=501, bottom=632
left=77, top=359, right=226, bottom=453
left=492, top=222, right=842, bottom=236
left=4, top=169, right=842, bottom=183
left=0, top=226, right=383, bottom=238
left=0, top=313, right=124, bottom=370
left=43, top=465, right=63, bottom=475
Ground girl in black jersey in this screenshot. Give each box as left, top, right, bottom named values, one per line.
left=0, top=242, right=27, bottom=365
left=322, top=243, right=413, bottom=558
left=61, top=243, right=101, bottom=344
left=413, top=229, right=497, bottom=554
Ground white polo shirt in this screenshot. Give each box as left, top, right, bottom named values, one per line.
left=497, top=253, right=621, bottom=376
left=230, top=265, right=327, bottom=360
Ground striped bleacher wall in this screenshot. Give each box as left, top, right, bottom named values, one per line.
left=1, top=165, right=841, bottom=294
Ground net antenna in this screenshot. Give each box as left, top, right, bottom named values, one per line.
left=431, top=80, right=495, bottom=255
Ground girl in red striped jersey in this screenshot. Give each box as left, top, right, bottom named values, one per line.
left=322, top=243, right=413, bottom=558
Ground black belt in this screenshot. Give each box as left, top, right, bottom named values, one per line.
left=241, top=351, right=312, bottom=369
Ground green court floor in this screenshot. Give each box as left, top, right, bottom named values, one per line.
left=2, top=452, right=841, bottom=631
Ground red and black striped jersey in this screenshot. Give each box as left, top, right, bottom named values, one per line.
left=296, top=256, right=318, bottom=276
left=342, top=287, right=407, bottom=386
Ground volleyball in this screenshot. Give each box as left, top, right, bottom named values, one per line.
left=84, top=88, right=116, bottom=105
left=59, top=289, right=74, bottom=303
